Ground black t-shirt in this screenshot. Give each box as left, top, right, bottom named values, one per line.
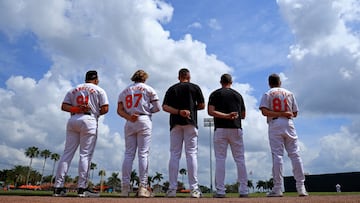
left=208, top=87, right=246, bottom=129
left=163, top=82, right=205, bottom=130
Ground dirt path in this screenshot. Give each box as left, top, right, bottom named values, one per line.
left=0, top=195, right=359, bottom=203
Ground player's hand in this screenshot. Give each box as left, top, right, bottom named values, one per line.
left=79, top=104, right=91, bottom=113
left=129, top=113, right=139, bottom=122
left=282, top=111, right=293, bottom=119
left=179, top=110, right=191, bottom=119
left=228, top=112, right=239, bottom=120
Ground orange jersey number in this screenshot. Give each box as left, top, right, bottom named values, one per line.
left=125, top=94, right=142, bottom=108
left=76, top=95, right=89, bottom=105
left=272, top=98, right=288, bottom=112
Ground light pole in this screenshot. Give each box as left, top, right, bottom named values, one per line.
left=204, top=117, right=214, bottom=193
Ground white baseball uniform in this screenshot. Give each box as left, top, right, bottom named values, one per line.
left=259, top=87, right=306, bottom=193
left=55, top=82, right=109, bottom=189
left=118, top=82, right=160, bottom=188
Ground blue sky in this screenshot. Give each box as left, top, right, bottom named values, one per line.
left=0, top=0, right=359, bottom=190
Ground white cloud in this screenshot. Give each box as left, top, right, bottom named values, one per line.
left=278, top=0, right=360, bottom=114
left=277, top=0, right=360, bottom=175
left=307, top=126, right=360, bottom=174
left=0, top=0, right=359, bottom=188
left=188, top=22, right=202, bottom=29
left=208, top=18, right=222, bottom=30
left=0, top=0, right=267, bottom=186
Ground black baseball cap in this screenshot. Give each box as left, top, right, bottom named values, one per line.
left=85, top=70, right=98, bottom=81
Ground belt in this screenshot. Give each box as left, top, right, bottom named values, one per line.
left=272, top=117, right=292, bottom=120
left=71, top=112, right=91, bottom=116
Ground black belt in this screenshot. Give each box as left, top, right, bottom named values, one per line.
left=71, top=112, right=91, bottom=115
left=272, top=117, right=292, bottom=120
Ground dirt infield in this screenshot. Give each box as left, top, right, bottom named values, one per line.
left=0, top=195, right=359, bottom=203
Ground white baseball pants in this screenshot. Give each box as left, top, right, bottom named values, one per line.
left=122, top=115, right=152, bottom=187
left=213, top=128, right=248, bottom=195
left=55, top=115, right=98, bottom=189
left=168, top=125, right=199, bottom=191
left=268, top=118, right=305, bottom=192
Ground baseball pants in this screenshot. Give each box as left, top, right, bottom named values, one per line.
left=55, top=115, right=98, bottom=189
left=122, top=115, right=152, bottom=187
left=213, top=128, right=248, bottom=195
left=168, top=125, right=199, bottom=191
left=268, top=119, right=305, bottom=192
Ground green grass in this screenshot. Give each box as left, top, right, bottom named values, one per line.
left=0, top=190, right=359, bottom=198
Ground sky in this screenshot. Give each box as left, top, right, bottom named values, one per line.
left=0, top=0, right=359, bottom=189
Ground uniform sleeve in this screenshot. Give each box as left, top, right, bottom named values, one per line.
left=118, top=90, right=124, bottom=104
left=162, top=88, right=172, bottom=106
left=259, top=93, right=269, bottom=109
left=208, top=92, right=216, bottom=106
left=99, top=89, right=109, bottom=107
left=62, top=91, right=73, bottom=105
left=240, top=94, right=246, bottom=112
left=196, top=85, right=205, bottom=104
left=149, top=86, right=159, bottom=102
left=291, top=93, right=299, bottom=112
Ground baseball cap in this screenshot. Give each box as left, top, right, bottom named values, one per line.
left=220, top=74, right=232, bottom=84
left=85, top=70, right=98, bottom=81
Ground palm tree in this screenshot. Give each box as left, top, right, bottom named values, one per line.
left=130, top=169, right=138, bottom=190
left=256, top=180, right=266, bottom=192
left=99, top=169, right=106, bottom=192
left=107, top=172, right=121, bottom=192
left=50, top=153, right=60, bottom=184
left=163, top=181, right=170, bottom=192
left=90, top=162, right=97, bottom=181
left=266, top=178, right=274, bottom=191
left=39, top=149, right=51, bottom=184
left=247, top=179, right=254, bottom=193
left=153, top=172, right=164, bottom=185
left=179, top=168, right=187, bottom=185
left=147, top=175, right=154, bottom=188
left=24, top=146, right=40, bottom=185
left=13, top=165, right=27, bottom=186
left=73, top=176, right=79, bottom=184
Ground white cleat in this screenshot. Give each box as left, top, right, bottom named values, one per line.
left=297, top=185, right=309, bottom=197
left=266, top=190, right=283, bottom=197
left=165, top=189, right=176, bottom=197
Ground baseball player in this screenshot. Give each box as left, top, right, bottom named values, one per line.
left=53, top=70, right=109, bottom=197
left=162, top=68, right=205, bottom=198
left=336, top=183, right=341, bottom=192
left=259, top=73, right=308, bottom=197
left=208, top=74, right=248, bottom=198
left=117, top=70, right=160, bottom=198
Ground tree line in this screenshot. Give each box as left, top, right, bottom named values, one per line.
left=0, top=145, right=274, bottom=193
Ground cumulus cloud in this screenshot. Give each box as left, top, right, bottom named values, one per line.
left=0, top=0, right=270, bottom=185
left=278, top=0, right=360, bottom=114
left=307, top=126, right=360, bottom=174
left=277, top=0, right=360, bottom=175
left=0, top=0, right=359, bottom=187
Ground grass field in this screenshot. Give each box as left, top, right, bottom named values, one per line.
left=1, top=190, right=359, bottom=198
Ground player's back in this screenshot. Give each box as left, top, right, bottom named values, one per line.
left=267, top=87, right=296, bottom=112
left=65, top=83, right=106, bottom=116
left=167, top=82, right=202, bottom=108
left=119, top=82, right=157, bottom=115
